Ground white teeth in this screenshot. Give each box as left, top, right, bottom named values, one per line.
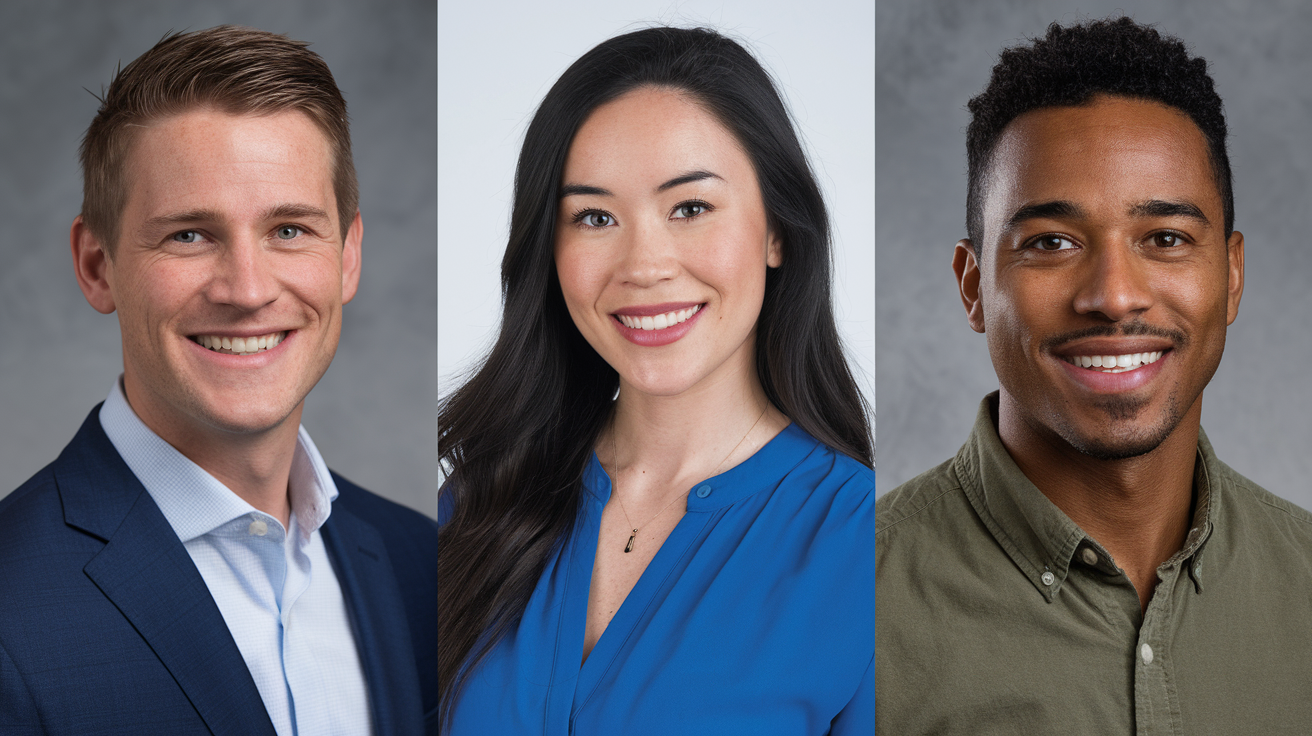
left=193, top=331, right=286, bottom=355
left=617, top=304, right=702, bottom=331
left=1066, top=351, right=1164, bottom=373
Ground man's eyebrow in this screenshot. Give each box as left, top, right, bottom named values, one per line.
left=656, top=170, right=723, bottom=192
left=560, top=184, right=612, bottom=198
left=142, top=204, right=332, bottom=231
left=142, top=208, right=225, bottom=231
left=262, top=203, right=332, bottom=223
left=1003, top=200, right=1087, bottom=232
left=1126, top=199, right=1210, bottom=225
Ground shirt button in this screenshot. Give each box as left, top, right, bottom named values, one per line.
left=248, top=519, right=268, bottom=536
left=1081, top=548, right=1099, bottom=566
left=1141, top=643, right=1154, bottom=665
left=695, top=485, right=712, bottom=498
left=1040, top=571, right=1055, bottom=586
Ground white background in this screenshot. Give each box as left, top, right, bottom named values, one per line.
left=438, top=1, right=875, bottom=431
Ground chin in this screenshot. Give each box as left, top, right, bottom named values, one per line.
left=181, top=389, right=302, bottom=435
left=1057, top=393, right=1186, bottom=461
left=619, top=365, right=703, bottom=398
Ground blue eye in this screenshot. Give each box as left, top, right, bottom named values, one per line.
left=276, top=225, right=302, bottom=240
left=173, top=230, right=200, bottom=243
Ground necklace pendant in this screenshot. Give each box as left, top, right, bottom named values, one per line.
left=625, top=530, right=636, bottom=553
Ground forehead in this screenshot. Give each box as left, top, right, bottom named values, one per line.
left=982, top=96, right=1219, bottom=237
left=562, top=87, right=752, bottom=187
left=121, top=108, right=334, bottom=219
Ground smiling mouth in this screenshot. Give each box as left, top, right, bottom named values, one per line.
left=614, top=304, right=702, bottom=331
left=1062, top=350, right=1166, bottom=373
left=190, top=331, right=287, bottom=356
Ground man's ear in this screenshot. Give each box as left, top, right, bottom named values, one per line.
left=341, top=210, right=363, bottom=304
left=1225, top=229, right=1244, bottom=325
left=953, top=239, right=986, bottom=333
left=71, top=216, right=116, bottom=314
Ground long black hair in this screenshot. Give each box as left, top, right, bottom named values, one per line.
left=437, top=25, right=872, bottom=727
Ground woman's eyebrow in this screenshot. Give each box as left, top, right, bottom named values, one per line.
left=559, top=170, right=724, bottom=199
left=559, top=184, right=611, bottom=198
left=657, top=170, right=723, bottom=192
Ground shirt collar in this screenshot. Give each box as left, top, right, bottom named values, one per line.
left=957, top=392, right=1215, bottom=601
left=581, top=422, right=822, bottom=511
left=98, top=377, right=338, bottom=544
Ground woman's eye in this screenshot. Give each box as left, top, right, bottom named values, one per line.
left=1031, top=235, right=1076, bottom=251
left=276, top=225, right=303, bottom=240
left=173, top=230, right=201, bottom=243
left=672, top=202, right=709, bottom=219
left=579, top=212, right=613, bottom=228
left=1151, top=232, right=1183, bottom=248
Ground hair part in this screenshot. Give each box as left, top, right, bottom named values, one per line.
left=965, top=16, right=1232, bottom=254
left=79, top=25, right=358, bottom=254
left=437, top=25, right=872, bottom=729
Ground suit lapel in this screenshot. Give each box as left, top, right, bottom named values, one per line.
left=322, top=507, right=424, bottom=736
left=58, top=408, right=276, bottom=736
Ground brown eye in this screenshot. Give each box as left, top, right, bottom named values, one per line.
left=580, top=212, right=612, bottom=228
left=1033, top=235, right=1075, bottom=251
left=1152, top=232, right=1182, bottom=247
left=672, top=202, right=709, bottom=219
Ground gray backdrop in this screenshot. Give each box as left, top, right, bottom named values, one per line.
left=877, top=0, right=1312, bottom=511
left=0, top=0, right=437, bottom=518
left=438, top=0, right=875, bottom=449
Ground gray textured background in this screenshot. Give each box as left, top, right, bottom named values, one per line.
left=877, top=0, right=1312, bottom=511
left=438, top=0, right=874, bottom=443
left=0, top=0, right=437, bottom=518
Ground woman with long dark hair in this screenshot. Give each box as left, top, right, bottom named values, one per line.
left=438, top=26, right=873, bottom=734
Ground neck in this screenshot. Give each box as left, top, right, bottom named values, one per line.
left=997, top=390, right=1200, bottom=612
left=123, top=377, right=299, bottom=530
left=600, top=343, right=788, bottom=504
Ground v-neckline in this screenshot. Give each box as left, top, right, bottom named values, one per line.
left=547, top=455, right=707, bottom=724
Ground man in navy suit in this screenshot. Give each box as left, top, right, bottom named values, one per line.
left=0, top=27, right=436, bottom=734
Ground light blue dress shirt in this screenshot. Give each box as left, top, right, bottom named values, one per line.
left=99, top=379, right=374, bottom=736
left=444, top=423, right=875, bottom=735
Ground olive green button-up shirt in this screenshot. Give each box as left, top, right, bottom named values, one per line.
left=875, top=394, right=1312, bottom=735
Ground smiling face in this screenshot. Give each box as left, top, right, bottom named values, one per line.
left=959, top=95, right=1243, bottom=459
left=89, top=108, right=361, bottom=440
left=554, top=87, right=781, bottom=398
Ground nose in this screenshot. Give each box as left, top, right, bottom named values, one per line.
left=207, top=235, right=280, bottom=311
left=1071, top=240, right=1154, bottom=321
left=616, top=218, right=679, bottom=287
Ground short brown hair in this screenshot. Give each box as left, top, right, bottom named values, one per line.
left=79, top=25, right=358, bottom=252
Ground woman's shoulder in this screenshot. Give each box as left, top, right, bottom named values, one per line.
left=774, top=423, right=874, bottom=502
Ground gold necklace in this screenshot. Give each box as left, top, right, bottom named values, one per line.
left=608, top=402, right=769, bottom=553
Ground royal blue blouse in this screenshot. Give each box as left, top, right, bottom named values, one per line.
left=442, top=423, right=874, bottom=735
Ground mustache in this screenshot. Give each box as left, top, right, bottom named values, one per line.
left=1039, top=321, right=1188, bottom=353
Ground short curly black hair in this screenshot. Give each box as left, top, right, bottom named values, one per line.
left=965, top=17, right=1231, bottom=252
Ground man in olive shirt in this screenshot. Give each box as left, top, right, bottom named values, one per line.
left=876, top=17, right=1312, bottom=734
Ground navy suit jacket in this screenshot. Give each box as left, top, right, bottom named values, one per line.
left=0, top=406, right=438, bottom=735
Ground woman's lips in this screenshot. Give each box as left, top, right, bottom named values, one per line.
left=612, top=303, right=705, bottom=346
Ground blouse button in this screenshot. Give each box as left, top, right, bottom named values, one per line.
left=1040, top=571, right=1055, bottom=586
left=1141, top=643, right=1154, bottom=665
left=695, top=485, right=712, bottom=498
left=1081, top=548, right=1099, bottom=566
